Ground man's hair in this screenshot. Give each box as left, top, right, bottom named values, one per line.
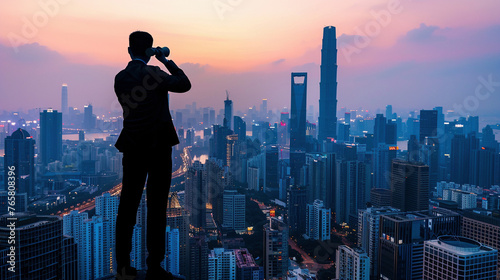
left=129, top=31, right=153, bottom=57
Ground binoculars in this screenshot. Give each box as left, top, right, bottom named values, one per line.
left=146, top=47, right=170, bottom=57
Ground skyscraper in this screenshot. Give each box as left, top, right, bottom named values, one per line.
left=423, top=236, right=498, bottom=280
left=318, top=26, right=338, bottom=142
left=357, top=206, right=400, bottom=278
left=208, top=248, right=236, bottom=280
left=336, top=160, right=369, bottom=226
left=190, top=233, right=209, bottom=280
left=419, top=109, right=437, bottom=143
left=63, top=210, right=88, bottom=280
left=40, top=109, right=62, bottom=166
left=336, top=246, right=370, bottom=280
left=264, top=145, right=279, bottom=195
left=4, top=128, right=35, bottom=197
left=385, top=105, right=392, bottom=119
left=233, top=116, right=246, bottom=142
left=263, top=218, right=288, bottom=280
left=224, top=92, right=233, bottom=130
left=61, top=83, right=68, bottom=117
left=290, top=72, right=307, bottom=152
left=161, top=226, right=180, bottom=275
left=287, top=186, right=307, bottom=235
left=306, top=199, right=331, bottom=241
left=1, top=213, right=77, bottom=280
left=378, top=209, right=461, bottom=280
left=166, top=192, right=190, bottom=278
left=460, top=210, right=500, bottom=279
left=95, top=193, right=119, bottom=274
left=223, top=190, right=246, bottom=231
left=391, top=160, right=429, bottom=212
left=374, top=114, right=386, bottom=145
left=83, top=104, right=96, bottom=130
left=185, top=161, right=206, bottom=228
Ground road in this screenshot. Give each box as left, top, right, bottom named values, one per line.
left=289, top=238, right=332, bottom=274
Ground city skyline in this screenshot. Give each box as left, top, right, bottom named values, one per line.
left=0, top=1, right=499, bottom=121
left=1, top=2, right=500, bottom=279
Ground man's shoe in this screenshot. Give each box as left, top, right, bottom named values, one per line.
left=145, top=266, right=173, bottom=280
left=115, top=265, right=137, bottom=280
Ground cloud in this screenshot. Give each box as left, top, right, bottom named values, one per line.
left=271, top=58, right=285, bottom=66
left=399, top=23, right=443, bottom=43
left=337, top=33, right=369, bottom=47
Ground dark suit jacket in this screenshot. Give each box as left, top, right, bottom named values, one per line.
left=114, top=59, right=191, bottom=153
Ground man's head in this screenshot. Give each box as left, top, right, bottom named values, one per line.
left=128, top=31, right=153, bottom=60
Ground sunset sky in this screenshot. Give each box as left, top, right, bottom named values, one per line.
left=1, top=0, right=500, bottom=121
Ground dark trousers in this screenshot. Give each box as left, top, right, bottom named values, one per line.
left=116, top=145, right=172, bottom=270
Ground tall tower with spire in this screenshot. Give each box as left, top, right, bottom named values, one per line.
left=224, top=90, right=233, bottom=130
left=318, top=26, right=338, bottom=142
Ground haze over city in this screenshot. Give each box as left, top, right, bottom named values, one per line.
left=1, top=0, right=500, bottom=121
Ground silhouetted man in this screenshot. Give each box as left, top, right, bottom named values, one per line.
left=114, top=31, right=191, bottom=280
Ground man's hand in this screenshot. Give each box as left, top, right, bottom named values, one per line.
left=154, top=47, right=169, bottom=64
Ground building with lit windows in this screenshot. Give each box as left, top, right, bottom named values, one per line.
left=423, top=236, right=497, bottom=280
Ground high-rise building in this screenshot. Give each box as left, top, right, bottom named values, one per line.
left=442, top=188, right=477, bottom=209
left=357, top=207, right=400, bottom=278
left=374, top=114, right=386, bottom=145
left=224, top=92, right=233, bottom=130
left=234, top=248, right=264, bottom=280
left=61, top=84, right=68, bottom=117
left=161, top=226, right=180, bottom=275
left=391, top=160, right=429, bottom=212
left=95, top=193, right=119, bottom=274
left=206, top=159, right=226, bottom=225
left=306, top=199, right=331, bottom=241
left=208, top=248, right=236, bottom=280
left=83, top=215, right=109, bottom=279
left=419, top=110, right=437, bottom=144
left=385, top=105, right=392, bottom=119
left=40, top=109, right=62, bottom=166
left=290, top=72, right=307, bottom=152
left=336, top=246, right=370, bottom=280
left=378, top=208, right=461, bottom=280
left=130, top=224, right=143, bottom=270
left=185, top=161, right=206, bottom=228
left=260, top=98, right=268, bottom=120
left=0, top=213, right=77, bottom=280
left=385, top=119, right=397, bottom=145
left=166, top=192, right=190, bottom=278
left=336, top=160, right=369, bottom=226
left=287, top=186, right=307, bottom=235
left=264, top=146, right=279, bottom=195
left=83, top=104, right=96, bottom=130
left=263, top=218, right=288, bottom=280
left=423, top=236, right=498, bottom=280
left=4, top=128, right=35, bottom=197
left=247, top=166, right=259, bottom=191
left=233, top=116, right=246, bottom=143
left=289, top=151, right=306, bottom=184
left=372, top=144, right=397, bottom=190
left=61, top=235, right=78, bottom=280
left=63, top=210, right=89, bottom=280
left=460, top=210, right=500, bottom=279
left=369, top=188, right=392, bottom=208
left=318, top=26, right=338, bottom=142
left=223, top=190, right=245, bottom=231
left=211, top=125, right=231, bottom=165
left=190, top=234, right=209, bottom=280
